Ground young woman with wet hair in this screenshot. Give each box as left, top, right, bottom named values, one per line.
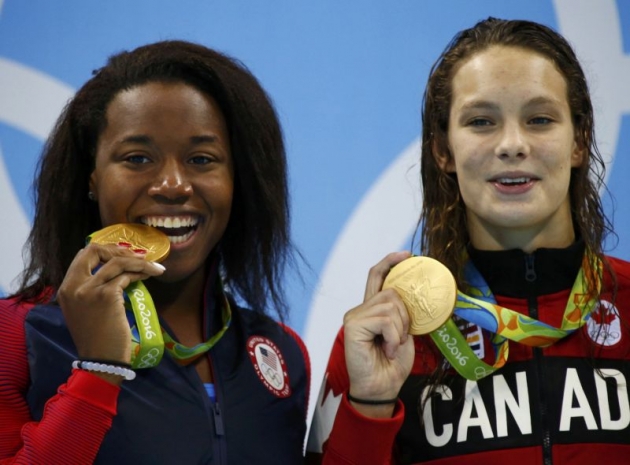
left=307, top=18, right=629, bottom=465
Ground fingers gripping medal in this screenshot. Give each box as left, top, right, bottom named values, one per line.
left=382, top=256, right=456, bottom=334
left=88, top=224, right=171, bottom=369
left=383, top=256, right=506, bottom=381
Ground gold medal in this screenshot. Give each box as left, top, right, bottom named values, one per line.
left=89, top=223, right=171, bottom=263
left=382, top=256, right=457, bottom=335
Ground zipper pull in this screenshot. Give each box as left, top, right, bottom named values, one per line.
left=525, top=254, right=536, bottom=282
left=213, top=402, right=225, bottom=436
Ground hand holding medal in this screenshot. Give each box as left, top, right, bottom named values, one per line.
left=381, top=256, right=500, bottom=380
left=88, top=223, right=171, bottom=369
left=89, top=223, right=233, bottom=370
left=382, top=255, right=600, bottom=380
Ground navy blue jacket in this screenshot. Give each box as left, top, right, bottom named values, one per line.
left=24, top=286, right=309, bottom=464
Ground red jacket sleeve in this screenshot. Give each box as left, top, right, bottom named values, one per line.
left=0, top=298, right=120, bottom=465
left=306, top=327, right=404, bottom=464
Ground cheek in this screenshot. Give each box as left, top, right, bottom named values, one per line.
left=93, top=176, right=137, bottom=223
left=447, top=132, right=485, bottom=174
left=223, top=187, right=235, bottom=216
left=207, top=178, right=234, bottom=214
left=453, top=150, right=485, bottom=180
left=545, top=144, right=575, bottom=174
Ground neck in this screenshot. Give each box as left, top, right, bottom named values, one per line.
left=144, top=268, right=206, bottom=317
left=468, top=218, right=576, bottom=253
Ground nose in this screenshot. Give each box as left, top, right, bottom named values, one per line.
left=147, top=159, right=193, bottom=202
left=496, top=122, right=527, bottom=160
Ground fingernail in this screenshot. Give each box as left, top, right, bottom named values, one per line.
left=150, top=262, right=166, bottom=271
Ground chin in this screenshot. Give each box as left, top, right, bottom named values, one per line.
left=487, top=206, right=545, bottom=226
left=160, top=261, right=209, bottom=285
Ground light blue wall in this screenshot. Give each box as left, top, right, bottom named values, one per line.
left=1, top=0, right=628, bottom=421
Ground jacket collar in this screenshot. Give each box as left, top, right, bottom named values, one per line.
left=466, top=240, right=585, bottom=297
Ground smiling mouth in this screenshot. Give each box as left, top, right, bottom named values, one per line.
left=141, top=216, right=199, bottom=244
left=494, top=177, right=532, bottom=186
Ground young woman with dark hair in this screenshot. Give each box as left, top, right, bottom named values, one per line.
left=0, top=40, right=309, bottom=464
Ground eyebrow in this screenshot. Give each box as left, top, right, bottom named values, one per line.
left=522, top=96, right=563, bottom=108
left=457, top=100, right=499, bottom=113
left=121, top=135, right=152, bottom=144
left=189, top=135, right=220, bottom=145
left=119, top=134, right=220, bottom=145
left=458, top=96, right=562, bottom=112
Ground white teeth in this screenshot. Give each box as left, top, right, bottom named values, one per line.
left=142, top=216, right=198, bottom=228
left=168, top=230, right=195, bottom=244
left=140, top=216, right=198, bottom=244
left=497, top=177, right=530, bottom=184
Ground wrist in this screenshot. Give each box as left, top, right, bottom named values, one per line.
left=72, top=359, right=136, bottom=385
left=347, top=392, right=398, bottom=419
left=89, top=371, right=125, bottom=386
left=347, top=392, right=397, bottom=405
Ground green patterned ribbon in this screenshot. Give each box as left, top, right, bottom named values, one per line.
left=431, top=253, right=601, bottom=380
left=125, top=280, right=232, bottom=369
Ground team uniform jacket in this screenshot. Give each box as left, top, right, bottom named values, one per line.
left=0, top=275, right=310, bottom=465
left=307, top=242, right=630, bottom=464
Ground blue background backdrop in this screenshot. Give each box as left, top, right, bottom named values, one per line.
left=1, top=0, right=628, bottom=423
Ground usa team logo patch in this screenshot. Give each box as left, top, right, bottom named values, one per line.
left=247, top=336, right=291, bottom=398
left=586, top=300, right=622, bottom=347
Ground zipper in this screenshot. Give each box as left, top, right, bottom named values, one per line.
left=208, top=353, right=228, bottom=465
left=525, top=254, right=537, bottom=282
left=213, top=401, right=225, bottom=435
left=202, top=296, right=228, bottom=465
left=531, top=306, right=552, bottom=464
left=525, top=254, right=552, bottom=464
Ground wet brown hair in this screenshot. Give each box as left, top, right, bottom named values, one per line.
left=418, top=17, right=614, bottom=292
left=413, top=17, right=619, bottom=411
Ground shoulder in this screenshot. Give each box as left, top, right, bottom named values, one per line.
left=604, top=255, right=630, bottom=290
left=245, top=308, right=306, bottom=350
left=0, top=297, right=35, bottom=385
left=606, top=255, right=630, bottom=277
left=0, top=293, right=62, bottom=353
left=231, top=302, right=309, bottom=362
left=0, top=296, right=36, bottom=328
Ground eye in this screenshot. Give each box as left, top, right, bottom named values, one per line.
left=529, top=116, right=553, bottom=125
left=188, top=154, right=214, bottom=165
left=468, top=117, right=493, bottom=127
left=124, top=154, right=151, bottom=164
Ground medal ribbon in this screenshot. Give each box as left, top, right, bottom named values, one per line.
left=125, top=279, right=232, bottom=369
left=86, top=227, right=231, bottom=369
left=430, top=253, right=601, bottom=380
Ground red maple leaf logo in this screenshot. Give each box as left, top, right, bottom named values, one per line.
left=592, top=305, right=616, bottom=325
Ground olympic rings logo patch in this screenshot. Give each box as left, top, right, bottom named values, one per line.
left=247, top=336, right=291, bottom=398
left=586, top=300, right=622, bottom=347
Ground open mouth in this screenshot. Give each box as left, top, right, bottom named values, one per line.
left=141, top=216, right=199, bottom=244
left=494, top=177, right=532, bottom=186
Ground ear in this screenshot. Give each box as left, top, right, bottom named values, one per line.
left=570, top=141, right=585, bottom=168
left=89, top=171, right=98, bottom=200
left=433, top=139, right=456, bottom=173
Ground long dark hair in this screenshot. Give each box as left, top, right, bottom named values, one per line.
left=17, top=40, right=296, bottom=320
